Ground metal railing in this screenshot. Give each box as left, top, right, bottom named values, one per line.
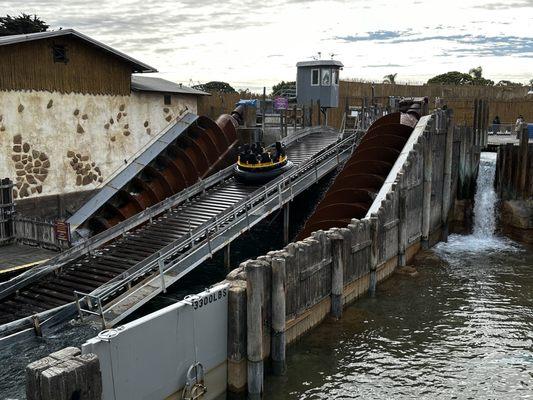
left=75, top=131, right=363, bottom=327
left=488, top=123, right=517, bottom=135
left=0, top=164, right=236, bottom=300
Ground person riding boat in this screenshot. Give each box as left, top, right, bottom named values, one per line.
left=235, top=141, right=294, bottom=184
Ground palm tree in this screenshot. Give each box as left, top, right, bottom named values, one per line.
left=383, top=73, right=397, bottom=84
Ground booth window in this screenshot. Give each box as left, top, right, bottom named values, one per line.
left=332, top=69, right=339, bottom=85
left=52, top=44, right=68, bottom=64
left=311, top=69, right=319, bottom=86
left=164, top=94, right=171, bottom=105
left=321, top=68, right=331, bottom=86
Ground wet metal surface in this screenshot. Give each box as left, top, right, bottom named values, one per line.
left=298, top=113, right=412, bottom=238
left=86, top=108, right=244, bottom=233
left=0, top=129, right=340, bottom=327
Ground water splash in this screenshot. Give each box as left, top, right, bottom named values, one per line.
left=435, top=152, right=519, bottom=258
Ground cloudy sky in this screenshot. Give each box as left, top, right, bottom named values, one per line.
left=4, top=0, right=533, bottom=91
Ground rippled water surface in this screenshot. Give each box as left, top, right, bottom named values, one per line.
left=264, top=241, right=533, bottom=399
left=265, top=153, right=533, bottom=399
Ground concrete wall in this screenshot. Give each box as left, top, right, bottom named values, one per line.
left=81, top=283, right=229, bottom=400
left=0, top=89, right=198, bottom=201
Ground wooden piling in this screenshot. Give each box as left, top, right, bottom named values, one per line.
left=246, top=261, right=264, bottom=398
left=271, top=257, right=286, bottom=376
left=441, top=111, right=454, bottom=241
left=227, top=280, right=247, bottom=394
left=421, top=131, right=433, bottom=249
left=398, top=181, right=408, bottom=267
left=224, top=244, right=231, bottom=270
left=330, top=234, right=344, bottom=318
left=369, top=216, right=378, bottom=296
left=518, top=124, right=529, bottom=198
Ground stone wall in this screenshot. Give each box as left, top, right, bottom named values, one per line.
left=0, top=89, right=198, bottom=203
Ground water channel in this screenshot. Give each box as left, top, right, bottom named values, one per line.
left=264, top=152, right=533, bottom=399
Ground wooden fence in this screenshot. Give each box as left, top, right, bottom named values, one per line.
left=13, top=217, right=68, bottom=251
left=196, top=81, right=532, bottom=133
left=224, top=109, right=480, bottom=396
left=496, top=131, right=533, bottom=200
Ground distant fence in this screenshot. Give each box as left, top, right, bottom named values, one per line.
left=13, top=217, right=68, bottom=251
left=197, top=81, right=529, bottom=134
left=0, top=178, right=15, bottom=245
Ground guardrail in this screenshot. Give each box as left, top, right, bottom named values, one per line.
left=75, top=131, right=362, bottom=327
left=0, top=164, right=235, bottom=300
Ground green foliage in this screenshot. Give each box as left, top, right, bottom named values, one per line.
left=192, top=81, right=236, bottom=93
left=427, top=67, right=494, bottom=86
left=383, top=73, right=397, bottom=84
left=272, top=81, right=295, bottom=95
left=0, top=13, right=49, bottom=36
left=427, top=71, right=473, bottom=85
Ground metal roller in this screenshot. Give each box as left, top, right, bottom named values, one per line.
left=297, top=115, right=414, bottom=239
left=86, top=106, right=244, bottom=234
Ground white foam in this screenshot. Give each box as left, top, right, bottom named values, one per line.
left=434, top=152, right=520, bottom=260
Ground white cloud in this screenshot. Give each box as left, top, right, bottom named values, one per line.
left=3, top=0, right=532, bottom=90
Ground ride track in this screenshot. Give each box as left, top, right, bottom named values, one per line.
left=0, top=121, right=349, bottom=343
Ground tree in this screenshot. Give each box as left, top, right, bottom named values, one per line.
left=427, top=67, right=494, bottom=86
left=383, top=73, right=397, bottom=84
left=0, top=13, right=48, bottom=36
left=427, top=71, right=473, bottom=85
left=192, top=81, right=236, bottom=93
left=272, top=81, right=295, bottom=95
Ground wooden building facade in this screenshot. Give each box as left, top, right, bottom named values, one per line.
left=0, top=29, right=156, bottom=95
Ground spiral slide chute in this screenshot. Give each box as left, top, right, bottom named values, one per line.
left=68, top=107, right=244, bottom=236
left=297, top=113, right=414, bottom=239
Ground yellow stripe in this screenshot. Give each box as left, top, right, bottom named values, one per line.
left=237, top=155, right=287, bottom=169
left=0, top=259, right=49, bottom=274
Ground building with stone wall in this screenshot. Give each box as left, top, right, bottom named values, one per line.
left=0, top=29, right=208, bottom=216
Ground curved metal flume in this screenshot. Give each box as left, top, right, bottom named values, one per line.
left=297, top=112, right=414, bottom=239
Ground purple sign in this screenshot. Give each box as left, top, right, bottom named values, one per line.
left=273, top=97, right=289, bottom=110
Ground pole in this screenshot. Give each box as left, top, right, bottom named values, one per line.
left=317, top=99, right=321, bottom=126
left=421, top=129, right=433, bottom=249
left=246, top=262, right=264, bottom=399
left=227, top=281, right=247, bottom=394
left=283, top=203, right=290, bottom=245
left=224, top=243, right=231, bottom=270
left=441, top=111, right=455, bottom=241
left=398, top=182, right=408, bottom=267
left=330, top=235, right=344, bottom=318
left=369, top=216, right=378, bottom=296
left=518, top=123, right=529, bottom=197
left=271, top=257, right=286, bottom=376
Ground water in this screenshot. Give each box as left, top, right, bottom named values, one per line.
left=264, top=153, right=533, bottom=399
left=0, top=170, right=338, bottom=399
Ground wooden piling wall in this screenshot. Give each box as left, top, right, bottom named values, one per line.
left=225, top=108, right=479, bottom=395
left=495, top=127, right=533, bottom=243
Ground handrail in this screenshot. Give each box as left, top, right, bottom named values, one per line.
left=0, top=125, right=330, bottom=301
left=0, top=162, right=233, bottom=299
left=80, top=132, right=358, bottom=311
